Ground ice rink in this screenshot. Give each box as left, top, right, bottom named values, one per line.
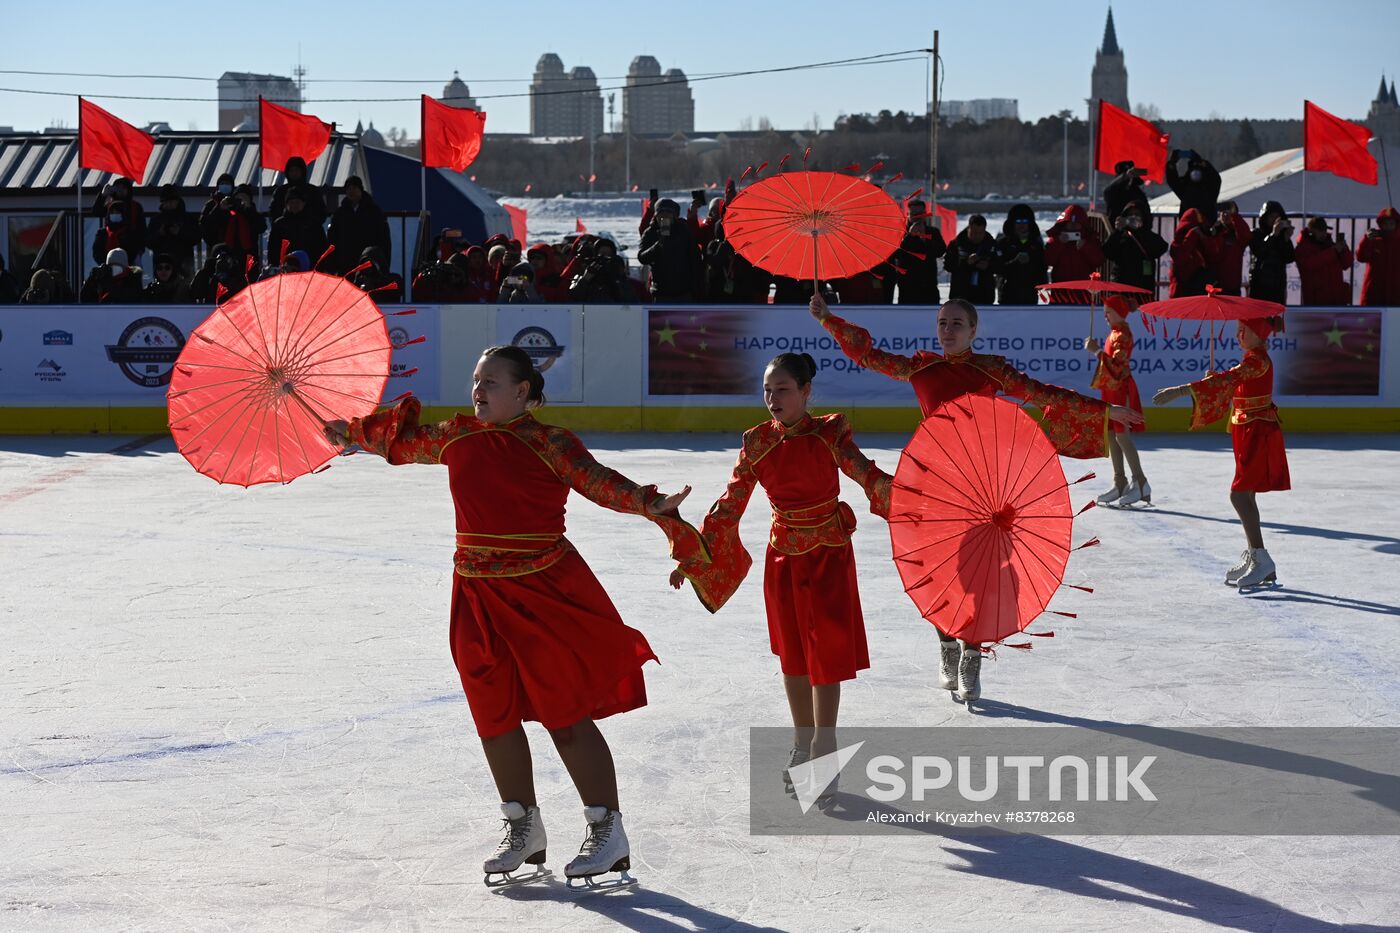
left=3, top=428, right=1399, bottom=932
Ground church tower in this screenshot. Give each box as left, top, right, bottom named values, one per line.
left=1091, top=7, right=1130, bottom=116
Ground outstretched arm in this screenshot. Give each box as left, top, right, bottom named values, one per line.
left=811, top=294, right=930, bottom=380
left=1155, top=353, right=1270, bottom=429
left=330, top=397, right=467, bottom=465
left=979, top=359, right=1139, bottom=459
left=827, top=416, right=892, bottom=519
left=668, top=444, right=758, bottom=612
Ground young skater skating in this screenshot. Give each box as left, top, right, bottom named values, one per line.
left=671, top=353, right=890, bottom=808
left=1084, top=295, right=1151, bottom=506
left=326, top=345, right=714, bottom=889
left=808, top=294, right=1142, bottom=704
left=1153, top=315, right=1290, bottom=589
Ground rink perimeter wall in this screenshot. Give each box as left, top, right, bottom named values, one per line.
left=0, top=303, right=1395, bottom=434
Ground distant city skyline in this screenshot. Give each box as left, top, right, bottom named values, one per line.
left=2, top=0, right=1397, bottom=136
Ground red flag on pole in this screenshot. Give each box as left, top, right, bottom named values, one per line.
left=259, top=98, right=331, bottom=171
left=1304, top=100, right=1377, bottom=185
left=505, top=204, right=528, bottom=244
left=576, top=217, right=588, bottom=234
left=78, top=97, right=154, bottom=182
left=421, top=95, right=487, bottom=172
left=1095, top=100, right=1170, bottom=183
left=934, top=204, right=958, bottom=244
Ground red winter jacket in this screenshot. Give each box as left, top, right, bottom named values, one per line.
left=1211, top=212, right=1253, bottom=295
left=1357, top=207, right=1400, bottom=306
left=1043, top=205, right=1106, bottom=303
left=1295, top=231, right=1354, bottom=305
left=1169, top=209, right=1211, bottom=298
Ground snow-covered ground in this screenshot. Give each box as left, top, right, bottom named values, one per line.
left=3, top=430, right=1399, bottom=932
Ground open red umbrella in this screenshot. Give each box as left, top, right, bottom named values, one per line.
left=1038, top=272, right=1152, bottom=340
left=722, top=170, right=906, bottom=292
left=167, top=271, right=409, bottom=487
left=1139, top=286, right=1285, bottom=371
left=889, top=395, right=1096, bottom=646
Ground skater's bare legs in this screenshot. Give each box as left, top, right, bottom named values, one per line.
left=1230, top=491, right=1264, bottom=549
left=481, top=726, right=536, bottom=808
left=549, top=718, right=620, bottom=812
left=1108, top=434, right=1126, bottom=487
left=783, top=675, right=841, bottom=757
left=1115, top=433, right=1146, bottom=486
left=810, top=683, right=841, bottom=759
left=783, top=674, right=815, bottom=751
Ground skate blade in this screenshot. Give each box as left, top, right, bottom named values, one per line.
left=565, top=868, right=638, bottom=893
left=484, top=866, right=553, bottom=889
left=1238, top=577, right=1280, bottom=594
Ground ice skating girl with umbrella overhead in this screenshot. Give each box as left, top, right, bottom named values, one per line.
left=1152, top=314, right=1289, bottom=589
left=1084, top=295, right=1151, bottom=507
left=326, top=346, right=715, bottom=890
left=670, top=352, right=891, bottom=808
left=808, top=294, right=1142, bottom=702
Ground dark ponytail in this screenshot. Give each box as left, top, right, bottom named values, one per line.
left=767, top=352, right=818, bottom=387
left=481, top=345, right=547, bottom=407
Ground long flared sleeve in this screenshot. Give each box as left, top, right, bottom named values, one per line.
left=823, top=414, right=892, bottom=519
left=822, top=313, right=932, bottom=380
left=1187, top=353, right=1270, bottom=429
left=347, top=397, right=468, bottom=465
left=682, top=442, right=760, bottom=613
left=977, top=357, right=1110, bottom=460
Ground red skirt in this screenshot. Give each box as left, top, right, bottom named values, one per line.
left=763, top=542, right=870, bottom=685
left=1230, top=419, right=1291, bottom=493
left=1101, top=378, right=1145, bottom=434
left=449, top=549, right=657, bottom=738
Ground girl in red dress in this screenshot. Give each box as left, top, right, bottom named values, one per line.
left=326, top=346, right=715, bottom=888
left=1083, top=295, right=1150, bottom=507
left=809, top=294, right=1142, bottom=704
left=1153, top=315, right=1289, bottom=590
left=670, top=353, right=891, bottom=807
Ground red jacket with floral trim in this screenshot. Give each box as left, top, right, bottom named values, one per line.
left=1187, top=348, right=1278, bottom=429
left=1090, top=323, right=1134, bottom=393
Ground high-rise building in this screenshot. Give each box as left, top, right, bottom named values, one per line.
left=529, top=55, right=603, bottom=138
left=623, top=57, right=694, bottom=136
left=942, top=99, right=1020, bottom=124
left=1090, top=7, right=1129, bottom=118
left=217, top=72, right=300, bottom=131
left=442, top=71, right=478, bottom=110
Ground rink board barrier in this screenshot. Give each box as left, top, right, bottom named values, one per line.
left=1, top=303, right=1396, bottom=434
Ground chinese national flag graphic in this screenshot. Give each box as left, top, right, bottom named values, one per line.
left=1095, top=100, right=1170, bottom=182
left=259, top=98, right=332, bottom=171
left=421, top=95, right=486, bottom=172
left=1303, top=101, right=1377, bottom=185
left=78, top=98, right=154, bottom=182
left=647, top=310, right=753, bottom=395
left=1275, top=311, right=1382, bottom=396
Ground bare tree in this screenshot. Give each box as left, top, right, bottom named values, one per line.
left=1134, top=102, right=1163, bottom=122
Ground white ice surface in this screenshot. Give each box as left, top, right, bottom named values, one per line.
left=2, top=430, right=1399, bottom=933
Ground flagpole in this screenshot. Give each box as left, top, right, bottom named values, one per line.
left=257, top=95, right=265, bottom=215
left=76, top=96, right=83, bottom=304
left=1381, top=137, right=1394, bottom=207
left=420, top=96, right=427, bottom=217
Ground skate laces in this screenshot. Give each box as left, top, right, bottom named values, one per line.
left=579, top=815, right=613, bottom=856
left=496, top=814, right=531, bottom=853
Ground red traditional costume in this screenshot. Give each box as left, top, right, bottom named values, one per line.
left=821, top=314, right=1111, bottom=458
left=682, top=413, right=892, bottom=685
left=1091, top=321, right=1145, bottom=434
left=348, top=397, right=715, bottom=738
left=1187, top=328, right=1291, bottom=493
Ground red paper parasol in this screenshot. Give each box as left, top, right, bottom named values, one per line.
left=722, top=170, right=905, bottom=290
left=1038, top=272, right=1152, bottom=340
left=167, top=271, right=404, bottom=486
left=1138, top=286, right=1285, bottom=370
left=889, top=395, right=1096, bottom=646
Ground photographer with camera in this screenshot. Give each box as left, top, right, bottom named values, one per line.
left=568, top=236, right=631, bottom=303
left=498, top=261, right=543, bottom=304
left=200, top=178, right=265, bottom=275
left=1043, top=204, right=1106, bottom=303
left=895, top=200, right=947, bottom=305
left=1105, top=202, right=1167, bottom=293
left=1166, top=149, right=1222, bottom=223
left=945, top=214, right=997, bottom=304
left=80, top=247, right=145, bottom=304
left=992, top=203, right=1048, bottom=305
left=1294, top=216, right=1353, bottom=306
left=190, top=243, right=250, bottom=304
left=1247, top=201, right=1294, bottom=304
left=146, top=184, right=199, bottom=276
left=1103, top=161, right=1151, bottom=225
left=638, top=198, right=701, bottom=302
left=1210, top=201, right=1253, bottom=296
left=1357, top=206, right=1400, bottom=306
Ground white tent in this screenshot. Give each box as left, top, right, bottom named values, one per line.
left=1149, top=140, right=1394, bottom=217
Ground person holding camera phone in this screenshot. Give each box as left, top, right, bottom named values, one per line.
left=1247, top=201, right=1295, bottom=304
left=991, top=203, right=1048, bottom=305
left=1210, top=201, right=1253, bottom=296
left=1043, top=204, right=1105, bottom=303
left=945, top=214, right=997, bottom=304
left=1105, top=202, right=1167, bottom=293
left=146, top=184, right=199, bottom=276
left=1166, top=149, right=1222, bottom=223
left=1294, top=216, right=1353, bottom=306
left=1357, top=206, right=1400, bottom=305
left=1104, top=161, right=1151, bottom=225
left=190, top=243, right=250, bottom=304
left=638, top=198, right=701, bottom=302
left=200, top=178, right=266, bottom=275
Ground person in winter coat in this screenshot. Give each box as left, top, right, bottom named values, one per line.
left=326, top=176, right=391, bottom=276
left=1104, top=201, right=1168, bottom=293
left=1103, top=161, right=1151, bottom=225
left=1357, top=207, right=1400, bottom=306
left=92, top=196, right=147, bottom=267
left=1166, top=150, right=1222, bottom=223
left=1209, top=201, right=1254, bottom=296
left=1294, top=217, right=1353, bottom=306
left=1248, top=201, right=1294, bottom=304
left=945, top=214, right=997, bottom=304
left=1168, top=208, right=1221, bottom=298
left=459, top=247, right=496, bottom=303
left=1043, top=204, right=1106, bottom=303
left=20, top=268, right=71, bottom=304
left=568, top=238, right=631, bottom=303
left=143, top=253, right=191, bottom=303
left=80, top=248, right=145, bottom=303
left=201, top=181, right=266, bottom=274
left=348, top=246, right=404, bottom=302
left=267, top=187, right=329, bottom=269
left=894, top=200, right=947, bottom=305
left=269, top=156, right=327, bottom=225
left=992, top=203, right=1048, bottom=305
left=0, top=253, right=21, bottom=304
left=638, top=198, right=701, bottom=302
left=498, top=261, right=543, bottom=303
left=190, top=243, right=250, bottom=304
left=528, top=243, right=569, bottom=302
left=146, top=184, right=200, bottom=275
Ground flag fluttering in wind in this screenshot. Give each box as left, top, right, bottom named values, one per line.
left=259, top=98, right=332, bottom=171
left=1095, top=100, right=1169, bottom=182
left=78, top=97, right=154, bottom=182
left=421, top=95, right=487, bottom=172
left=1303, top=100, right=1377, bottom=185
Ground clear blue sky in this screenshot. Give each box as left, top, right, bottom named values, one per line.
left=3, top=1, right=1397, bottom=135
